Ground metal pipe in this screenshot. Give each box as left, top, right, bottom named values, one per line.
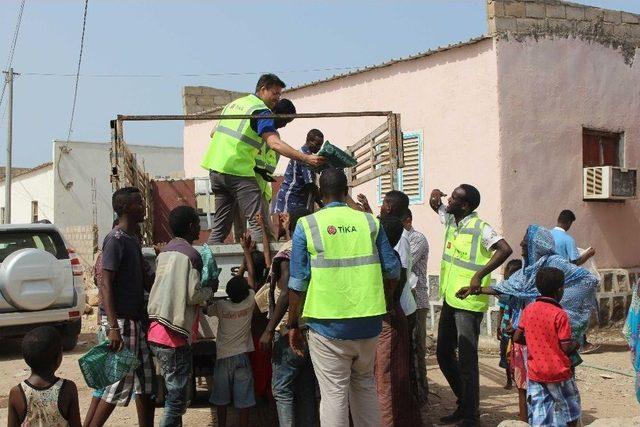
left=4, top=68, right=14, bottom=224
left=116, top=111, right=393, bottom=122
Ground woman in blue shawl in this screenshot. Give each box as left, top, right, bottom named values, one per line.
left=457, top=225, right=599, bottom=419
left=623, top=280, right=640, bottom=403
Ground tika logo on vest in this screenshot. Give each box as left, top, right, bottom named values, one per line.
left=327, top=225, right=357, bottom=235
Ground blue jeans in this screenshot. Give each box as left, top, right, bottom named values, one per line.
left=150, top=344, right=193, bottom=427
left=271, top=332, right=318, bottom=427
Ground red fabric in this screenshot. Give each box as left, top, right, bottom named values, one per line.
left=148, top=308, right=201, bottom=347
left=250, top=333, right=273, bottom=398
left=148, top=321, right=188, bottom=347
left=518, top=297, right=573, bottom=383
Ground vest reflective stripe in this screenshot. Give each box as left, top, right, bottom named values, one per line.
left=300, top=206, right=386, bottom=319
left=440, top=215, right=493, bottom=312
left=255, top=158, right=277, bottom=174
left=304, top=212, right=379, bottom=268
left=256, top=145, right=279, bottom=201
left=214, top=125, right=263, bottom=150
left=201, top=94, right=268, bottom=177
left=441, top=254, right=484, bottom=272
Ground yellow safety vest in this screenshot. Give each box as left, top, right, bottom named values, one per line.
left=255, top=145, right=279, bottom=202
left=201, top=94, right=268, bottom=177
left=440, top=214, right=494, bottom=312
left=300, top=205, right=386, bottom=319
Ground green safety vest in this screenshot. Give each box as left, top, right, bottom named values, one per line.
left=300, top=205, right=386, bottom=319
left=255, top=145, right=279, bottom=202
left=440, top=215, right=494, bottom=312
left=201, top=94, right=268, bottom=177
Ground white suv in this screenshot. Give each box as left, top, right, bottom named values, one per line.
left=0, top=224, right=85, bottom=350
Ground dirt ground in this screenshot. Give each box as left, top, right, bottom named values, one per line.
left=0, top=317, right=638, bottom=426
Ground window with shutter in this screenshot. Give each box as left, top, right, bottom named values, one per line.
left=582, top=129, right=622, bottom=167
left=377, top=131, right=424, bottom=205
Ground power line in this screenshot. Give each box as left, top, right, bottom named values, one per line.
left=19, top=66, right=362, bottom=79
left=0, top=0, right=27, bottom=112
left=57, top=0, right=88, bottom=191
left=65, top=0, right=89, bottom=142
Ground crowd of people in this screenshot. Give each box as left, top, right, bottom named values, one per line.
left=4, top=72, right=620, bottom=427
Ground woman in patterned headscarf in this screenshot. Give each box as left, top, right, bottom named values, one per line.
left=458, top=224, right=599, bottom=421
left=624, top=279, right=640, bottom=403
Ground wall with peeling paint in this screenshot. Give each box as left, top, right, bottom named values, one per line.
left=496, top=36, right=640, bottom=268
left=273, top=38, right=503, bottom=275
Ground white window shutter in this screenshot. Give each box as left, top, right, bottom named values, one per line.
left=400, top=135, right=421, bottom=199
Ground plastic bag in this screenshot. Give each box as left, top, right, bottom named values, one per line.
left=78, top=340, right=140, bottom=389
left=314, top=140, right=357, bottom=172
left=200, top=244, right=221, bottom=291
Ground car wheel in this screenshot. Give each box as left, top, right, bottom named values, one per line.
left=60, top=319, right=81, bottom=351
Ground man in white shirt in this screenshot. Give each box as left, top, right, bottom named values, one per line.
left=355, top=191, right=417, bottom=317
left=404, top=209, right=430, bottom=405
left=378, top=191, right=429, bottom=412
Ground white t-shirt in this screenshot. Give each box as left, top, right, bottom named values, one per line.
left=395, top=230, right=417, bottom=316
left=208, top=289, right=255, bottom=360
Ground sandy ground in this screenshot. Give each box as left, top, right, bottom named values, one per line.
left=0, top=318, right=638, bottom=426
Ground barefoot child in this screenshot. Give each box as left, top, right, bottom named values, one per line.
left=208, top=232, right=257, bottom=427
left=513, top=267, right=581, bottom=427
left=8, top=326, right=81, bottom=427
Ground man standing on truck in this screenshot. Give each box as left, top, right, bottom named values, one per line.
left=254, top=98, right=297, bottom=239
left=272, top=128, right=324, bottom=215
left=202, top=73, right=324, bottom=244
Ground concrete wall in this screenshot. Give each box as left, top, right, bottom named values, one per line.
left=0, top=165, right=54, bottom=224
left=182, top=87, right=245, bottom=178
left=53, top=141, right=184, bottom=247
left=277, top=38, right=503, bottom=274
left=60, top=224, right=97, bottom=278
left=496, top=36, right=640, bottom=268
left=184, top=119, right=218, bottom=179
left=182, top=86, right=243, bottom=116
left=488, top=0, right=640, bottom=64
left=183, top=40, right=502, bottom=274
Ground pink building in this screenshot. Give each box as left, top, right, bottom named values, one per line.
left=183, top=0, right=640, bottom=275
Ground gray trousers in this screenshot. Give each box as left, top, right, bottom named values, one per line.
left=208, top=171, right=265, bottom=243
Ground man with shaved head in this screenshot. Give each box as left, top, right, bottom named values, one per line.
left=287, top=168, right=401, bottom=427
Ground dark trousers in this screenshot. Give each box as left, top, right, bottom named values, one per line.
left=436, top=301, right=483, bottom=421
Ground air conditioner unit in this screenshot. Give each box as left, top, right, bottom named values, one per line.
left=583, top=166, right=637, bottom=200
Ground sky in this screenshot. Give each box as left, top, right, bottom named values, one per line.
left=1, top=0, right=639, bottom=168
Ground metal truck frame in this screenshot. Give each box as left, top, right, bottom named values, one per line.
left=109, top=111, right=404, bottom=244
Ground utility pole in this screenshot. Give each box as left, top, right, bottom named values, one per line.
left=3, top=68, right=17, bottom=224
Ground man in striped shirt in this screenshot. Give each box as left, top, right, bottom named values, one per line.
left=272, top=129, right=324, bottom=214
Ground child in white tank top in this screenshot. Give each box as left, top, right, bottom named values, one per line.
left=8, top=326, right=81, bottom=427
